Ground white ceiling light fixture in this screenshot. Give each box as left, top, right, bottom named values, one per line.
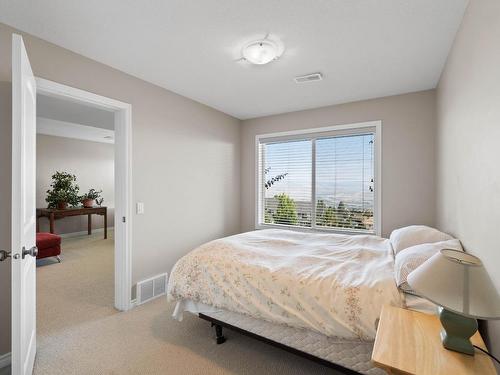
left=242, top=37, right=283, bottom=65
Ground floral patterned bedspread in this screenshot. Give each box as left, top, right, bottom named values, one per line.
left=167, top=229, right=403, bottom=340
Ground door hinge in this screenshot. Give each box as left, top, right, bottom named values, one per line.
left=122, top=216, right=126, bottom=223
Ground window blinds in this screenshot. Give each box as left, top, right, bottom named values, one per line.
left=259, top=131, right=375, bottom=233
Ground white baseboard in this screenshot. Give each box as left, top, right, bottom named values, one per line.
left=59, top=227, right=114, bottom=239
left=0, top=352, right=11, bottom=369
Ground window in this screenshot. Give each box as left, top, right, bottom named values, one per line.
left=256, top=122, right=380, bottom=234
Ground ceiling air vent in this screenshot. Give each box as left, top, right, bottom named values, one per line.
left=294, top=73, right=323, bottom=84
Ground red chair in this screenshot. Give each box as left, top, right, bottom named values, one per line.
left=36, top=232, right=62, bottom=262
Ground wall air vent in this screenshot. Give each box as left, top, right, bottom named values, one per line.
left=136, top=272, right=168, bottom=305
left=294, top=73, right=323, bottom=83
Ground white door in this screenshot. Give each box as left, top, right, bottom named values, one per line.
left=11, top=33, right=38, bottom=375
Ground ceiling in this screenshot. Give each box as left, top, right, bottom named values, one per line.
left=37, top=117, right=115, bottom=144
left=37, top=94, right=115, bottom=143
left=1, top=0, right=468, bottom=119
left=37, top=94, right=115, bottom=130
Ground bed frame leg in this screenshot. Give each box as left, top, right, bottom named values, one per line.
left=212, top=323, right=226, bottom=344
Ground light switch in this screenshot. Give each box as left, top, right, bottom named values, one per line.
left=136, top=202, right=144, bottom=214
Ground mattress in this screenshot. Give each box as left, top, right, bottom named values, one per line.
left=175, top=295, right=434, bottom=374
left=200, top=308, right=387, bottom=375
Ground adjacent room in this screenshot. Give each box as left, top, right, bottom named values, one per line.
left=0, top=1, right=499, bottom=375
left=35, top=93, right=116, bottom=341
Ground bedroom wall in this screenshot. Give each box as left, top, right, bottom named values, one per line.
left=436, top=0, right=500, bottom=363
left=240, top=90, right=437, bottom=237
left=36, top=134, right=115, bottom=234
left=0, top=82, right=12, bottom=357
left=0, top=23, right=241, bottom=356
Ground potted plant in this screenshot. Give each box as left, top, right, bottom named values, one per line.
left=81, top=189, right=102, bottom=208
left=45, top=171, right=81, bottom=209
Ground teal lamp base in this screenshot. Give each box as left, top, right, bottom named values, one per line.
left=438, top=306, right=478, bottom=355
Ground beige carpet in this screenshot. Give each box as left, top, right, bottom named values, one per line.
left=34, top=232, right=339, bottom=375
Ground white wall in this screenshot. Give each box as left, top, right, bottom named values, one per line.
left=0, top=22, right=241, bottom=356
left=241, top=90, right=437, bottom=237
left=436, top=0, right=500, bottom=362
left=0, top=22, right=241, bottom=282
left=36, top=134, right=115, bottom=234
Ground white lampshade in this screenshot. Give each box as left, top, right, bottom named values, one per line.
left=407, top=249, right=500, bottom=320
left=242, top=40, right=279, bottom=65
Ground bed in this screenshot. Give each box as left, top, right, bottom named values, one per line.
left=167, top=228, right=439, bottom=374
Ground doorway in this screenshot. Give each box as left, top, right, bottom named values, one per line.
left=35, top=91, right=117, bottom=339
left=35, top=78, right=133, bottom=312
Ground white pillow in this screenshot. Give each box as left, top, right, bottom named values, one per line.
left=389, top=225, right=453, bottom=255
left=394, top=239, right=463, bottom=295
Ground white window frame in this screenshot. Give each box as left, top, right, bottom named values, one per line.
left=255, top=120, right=382, bottom=236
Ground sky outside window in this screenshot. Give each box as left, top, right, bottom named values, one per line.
left=262, top=132, right=375, bottom=231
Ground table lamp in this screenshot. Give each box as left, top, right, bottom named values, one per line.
left=407, top=249, right=500, bottom=355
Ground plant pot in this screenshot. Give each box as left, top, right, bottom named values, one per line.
left=82, top=199, right=95, bottom=208
left=57, top=201, right=68, bottom=210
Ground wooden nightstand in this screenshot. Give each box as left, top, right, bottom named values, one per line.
left=372, top=305, right=497, bottom=375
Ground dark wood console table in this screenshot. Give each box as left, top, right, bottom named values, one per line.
left=36, top=206, right=107, bottom=239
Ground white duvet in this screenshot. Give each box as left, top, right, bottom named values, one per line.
left=167, top=229, right=403, bottom=340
